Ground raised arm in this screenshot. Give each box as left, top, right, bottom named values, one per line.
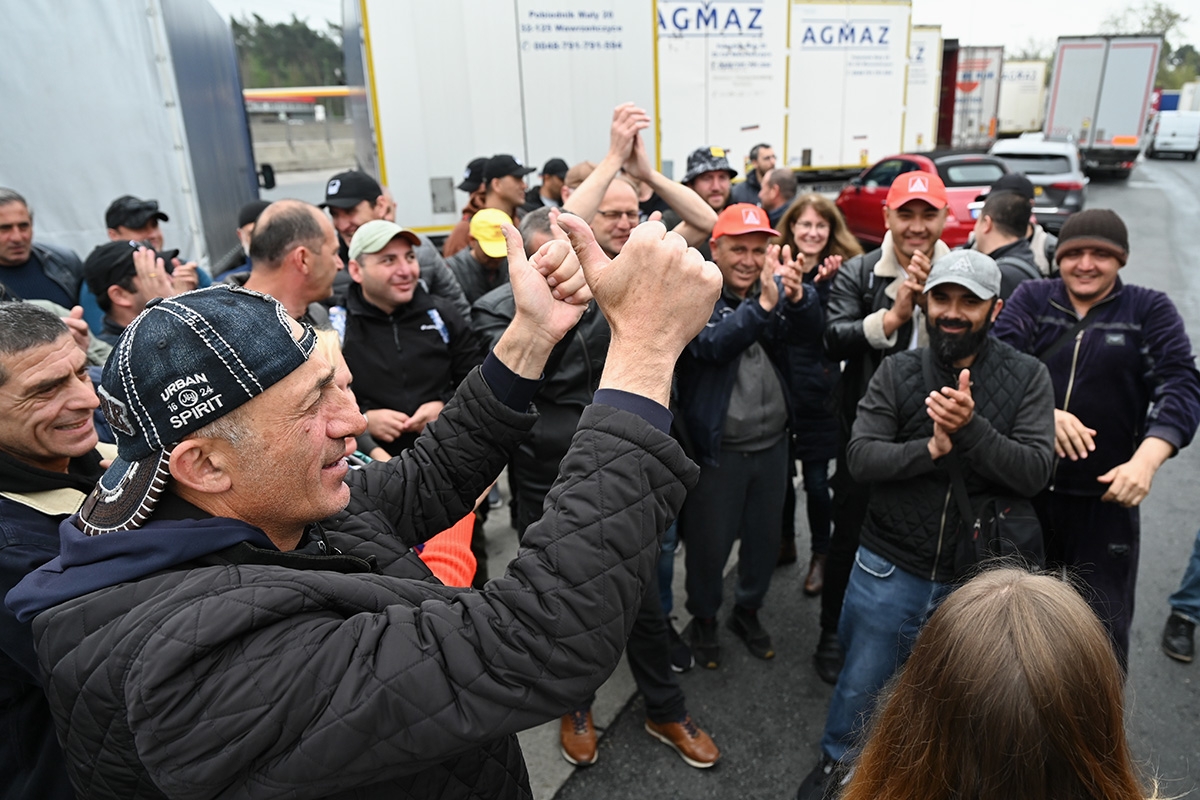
left=623, top=133, right=716, bottom=248
left=562, top=103, right=649, bottom=222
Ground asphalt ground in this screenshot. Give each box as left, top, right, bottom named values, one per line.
left=519, top=155, right=1200, bottom=800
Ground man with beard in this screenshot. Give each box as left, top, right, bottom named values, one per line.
left=796, top=250, right=1055, bottom=800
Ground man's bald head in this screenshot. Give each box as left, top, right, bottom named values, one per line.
left=249, top=200, right=328, bottom=271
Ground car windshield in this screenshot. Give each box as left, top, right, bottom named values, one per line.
left=938, top=162, right=1006, bottom=187
left=995, top=153, right=1073, bottom=175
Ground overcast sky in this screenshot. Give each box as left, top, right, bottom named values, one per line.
left=207, top=0, right=1200, bottom=57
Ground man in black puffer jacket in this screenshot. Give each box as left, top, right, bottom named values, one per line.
left=5, top=214, right=722, bottom=800
left=796, top=250, right=1055, bottom=800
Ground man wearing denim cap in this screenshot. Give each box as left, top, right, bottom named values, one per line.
left=7, top=211, right=725, bottom=799
left=344, top=219, right=483, bottom=458
left=797, top=248, right=1055, bottom=800
left=446, top=208, right=511, bottom=304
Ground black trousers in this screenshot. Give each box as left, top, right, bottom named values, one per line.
left=572, top=566, right=687, bottom=723
left=820, top=447, right=871, bottom=634
left=1034, top=490, right=1140, bottom=669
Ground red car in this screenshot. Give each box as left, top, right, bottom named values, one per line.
left=835, top=153, right=1010, bottom=248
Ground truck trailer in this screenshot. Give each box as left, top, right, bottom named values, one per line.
left=342, top=0, right=914, bottom=233
left=1044, top=35, right=1161, bottom=178
left=997, top=60, right=1047, bottom=135
left=951, top=45, right=1004, bottom=148
left=0, top=0, right=264, bottom=272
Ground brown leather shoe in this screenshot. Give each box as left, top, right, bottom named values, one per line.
left=645, top=715, right=720, bottom=768
left=560, top=709, right=598, bottom=766
left=803, top=553, right=826, bottom=596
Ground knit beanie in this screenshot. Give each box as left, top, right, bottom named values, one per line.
left=1055, top=209, right=1128, bottom=266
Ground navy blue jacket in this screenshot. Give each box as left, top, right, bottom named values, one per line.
left=992, top=277, right=1200, bottom=496
left=677, top=280, right=822, bottom=466
left=0, top=447, right=106, bottom=800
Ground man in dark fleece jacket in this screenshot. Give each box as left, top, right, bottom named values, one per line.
left=993, top=208, right=1200, bottom=667
left=797, top=249, right=1055, bottom=800
left=5, top=215, right=723, bottom=800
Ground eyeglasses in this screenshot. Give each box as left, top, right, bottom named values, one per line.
left=793, top=220, right=830, bottom=233
left=967, top=200, right=985, bottom=220
left=595, top=209, right=641, bottom=222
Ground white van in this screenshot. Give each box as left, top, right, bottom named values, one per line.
left=1146, top=111, right=1200, bottom=160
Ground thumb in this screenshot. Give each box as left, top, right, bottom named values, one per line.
left=556, top=213, right=609, bottom=283
left=1096, top=469, right=1115, bottom=485
left=501, top=224, right=534, bottom=281
left=68, top=305, right=85, bottom=320
left=547, top=208, right=569, bottom=242
left=958, top=369, right=971, bottom=393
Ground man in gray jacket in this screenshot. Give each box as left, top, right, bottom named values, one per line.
left=797, top=250, right=1056, bottom=800
left=6, top=215, right=722, bottom=799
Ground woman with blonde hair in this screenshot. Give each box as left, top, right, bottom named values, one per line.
left=774, top=194, right=862, bottom=596
left=840, top=568, right=1151, bottom=800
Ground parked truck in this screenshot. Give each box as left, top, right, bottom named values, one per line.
left=903, top=25, right=943, bottom=152
left=1044, top=35, right=1162, bottom=178
left=1180, top=81, right=1200, bottom=112
left=997, top=60, right=1048, bottom=135
left=951, top=45, right=1004, bottom=148
left=342, top=0, right=914, bottom=233
left=0, top=0, right=265, bottom=273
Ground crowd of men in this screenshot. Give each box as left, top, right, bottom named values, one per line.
left=1, top=101, right=1199, bottom=800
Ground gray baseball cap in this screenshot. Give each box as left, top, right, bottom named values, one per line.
left=924, top=250, right=1001, bottom=300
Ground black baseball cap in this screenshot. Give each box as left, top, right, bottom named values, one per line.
left=483, top=154, right=536, bottom=183
left=458, top=157, right=488, bottom=192
left=985, top=172, right=1036, bottom=202
left=237, top=199, right=272, bottom=228
left=105, top=196, right=169, bottom=230
left=83, top=240, right=179, bottom=297
left=541, top=158, right=569, bottom=179
left=320, top=170, right=382, bottom=209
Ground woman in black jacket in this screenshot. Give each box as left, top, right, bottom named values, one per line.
left=775, top=194, right=862, bottom=595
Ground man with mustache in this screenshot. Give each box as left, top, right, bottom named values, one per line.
left=814, top=171, right=953, bottom=685
left=797, top=250, right=1055, bottom=800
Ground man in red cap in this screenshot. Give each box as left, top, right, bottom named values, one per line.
left=675, top=203, right=818, bottom=669
left=812, top=170, right=953, bottom=687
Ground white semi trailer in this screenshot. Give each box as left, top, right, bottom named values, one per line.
left=1044, top=35, right=1162, bottom=178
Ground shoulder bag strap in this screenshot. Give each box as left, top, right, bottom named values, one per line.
left=1033, top=305, right=1100, bottom=363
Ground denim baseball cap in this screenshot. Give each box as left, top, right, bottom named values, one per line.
left=925, top=250, right=1001, bottom=300
left=80, top=285, right=316, bottom=535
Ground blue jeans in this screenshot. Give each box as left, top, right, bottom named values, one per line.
left=819, top=546, right=952, bottom=762
left=1169, top=528, right=1200, bottom=624
left=658, top=521, right=679, bottom=615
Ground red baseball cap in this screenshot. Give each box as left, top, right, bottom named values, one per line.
left=886, top=171, right=948, bottom=210
left=711, top=203, right=780, bottom=242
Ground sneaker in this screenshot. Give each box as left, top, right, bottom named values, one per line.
left=813, top=629, right=844, bottom=685
left=727, top=605, right=775, bottom=660
left=668, top=622, right=695, bottom=673
left=795, top=754, right=852, bottom=800
left=691, top=617, right=721, bottom=669
left=559, top=709, right=598, bottom=766
left=645, top=714, right=720, bottom=768
left=1162, top=612, right=1195, bottom=663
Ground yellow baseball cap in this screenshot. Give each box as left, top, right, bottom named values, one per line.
left=469, top=208, right=513, bottom=259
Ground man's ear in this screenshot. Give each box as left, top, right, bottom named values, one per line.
left=106, top=228, right=121, bottom=242
left=347, top=258, right=365, bottom=284
left=107, top=284, right=136, bottom=310
left=990, top=297, right=1004, bottom=322
left=169, top=438, right=234, bottom=495
left=288, top=243, right=311, bottom=276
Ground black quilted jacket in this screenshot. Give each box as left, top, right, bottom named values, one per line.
left=30, top=368, right=697, bottom=799
left=847, top=338, right=1056, bottom=582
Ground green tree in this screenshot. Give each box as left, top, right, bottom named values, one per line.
left=231, top=14, right=344, bottom=88
left=1100, top=1, right=1194, bottom=89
